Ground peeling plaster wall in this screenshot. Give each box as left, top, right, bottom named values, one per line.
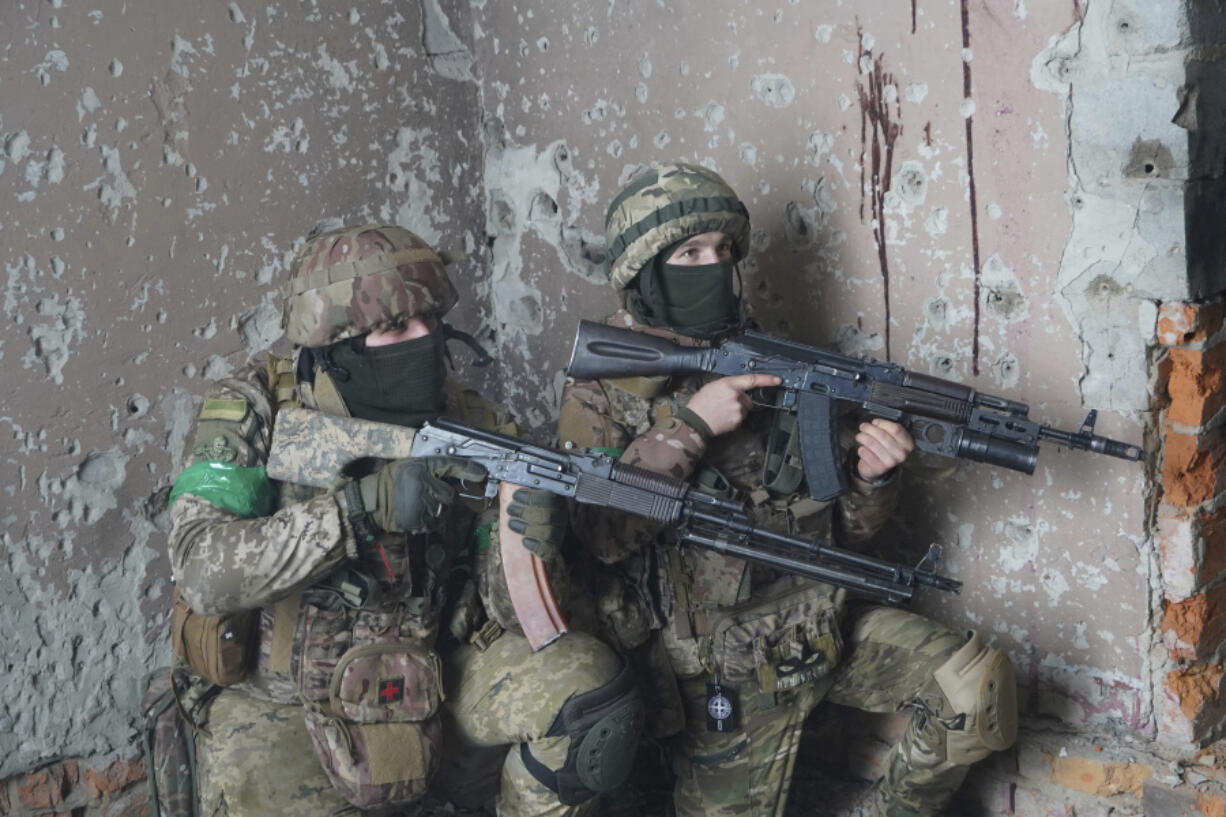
left=0, top=0, right=483, bottom=778
left=466, top=0, right=1158, bottom=744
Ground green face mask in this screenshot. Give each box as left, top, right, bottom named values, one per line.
left=658, top=260, right=739, bottom=330
left=626, top=253, right=740, bottom=338
left=325, top=331, right=447, bottom=427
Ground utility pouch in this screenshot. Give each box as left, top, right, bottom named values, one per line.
left=303, top=641, right=444, bottom=809
left=170, top=588, right=256, bottom=687
left=140, top=667, right=219, bottom=817
left=762, top=408, right=806, bottom=498
left=707, top=579, right=844, bottom=695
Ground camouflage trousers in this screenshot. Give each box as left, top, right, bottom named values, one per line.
left=195, top=631, right=620, bottom=817
left=672, top=606, right=970, bottom=817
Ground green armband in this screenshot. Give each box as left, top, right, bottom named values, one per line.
left=589, top=446, right=625, bottom=458
left=168, top=461, right=276, bottom=518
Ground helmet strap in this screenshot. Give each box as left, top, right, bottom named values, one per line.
left=441, top=322, right=495, bottom=368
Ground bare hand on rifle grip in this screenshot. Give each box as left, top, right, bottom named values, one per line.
left=855, top=419, right=915, bottom=481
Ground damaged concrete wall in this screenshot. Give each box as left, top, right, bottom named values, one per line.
left=2, top=0, right=1220, bottom=807
left=467, top=0, right=1159, bottom=749
left=0, top=0, right=484, bottom=778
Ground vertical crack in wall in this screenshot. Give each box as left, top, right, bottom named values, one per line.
left=959, top=0, right=984, bottom=376
left=857, top=30, right=901, bottom=361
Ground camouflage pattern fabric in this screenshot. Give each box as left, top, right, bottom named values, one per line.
left=141, top=667, right=217, bottom=817
left=441, top=630, right=621, bottom=817
left=556, top=311, right=991, bottom=817
left=823, top=606, right=974, bottom=817
left=282, top=224, right=459, bottom=347
left=670, top=606, right=967, bottom=817
left=604, top=163, right=751, bottom=290
left=171, top=358, right=619, bottom=815
left=196, top=691, right=365, bottom=817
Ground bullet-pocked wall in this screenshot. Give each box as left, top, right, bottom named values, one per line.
left=468, top=0, right=1164, bottom=748
left=0, top=0, right=485, bottom=777
left=2, top=0, right=1222, bottom=805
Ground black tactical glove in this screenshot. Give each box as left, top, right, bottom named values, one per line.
left=351, top=455, right=487, bottom=534
left=504, top=487, right=568, bottom=559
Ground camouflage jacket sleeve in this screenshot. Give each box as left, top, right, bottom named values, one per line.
left=834, top=463, right=901, bottom=546
left=167, top=366, right=353, bottom=615
left=558, top=377, right=707, bottom=564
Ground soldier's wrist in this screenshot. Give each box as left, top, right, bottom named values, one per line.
left=675, top=406, right=714, bottom=441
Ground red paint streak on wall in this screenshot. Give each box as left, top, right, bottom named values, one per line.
left=857, top=33, right=902, bottom=361
left=960, top=0, right=984, bottom=376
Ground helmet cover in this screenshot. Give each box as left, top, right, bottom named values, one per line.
left=282, top=224, right=459, bottom=347
left=604, top=162, right=750, bottom=290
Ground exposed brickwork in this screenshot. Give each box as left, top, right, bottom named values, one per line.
left=1204, top=508, right=1226, bottom=588
left=14, top=761, right=74, bottom=810
left=1163, top=504, right=1226, bottom=605
left=81, top=755, right=145, bottom=800
left=1157, top=296, right=1226, bottom=747
left=1049, top=754, right=1152, bottom=796
left=1162, top=425, right=1226, bottom=509
left=1167, top=345, right=1226, bottom=427
left=1167, top=662, right=1226, bottom=723
left=1, top=752, right=147, bottom=817
left=1164, top=585, right=1226, bottom=660
left=1157, top=301, right=1226, bottom=348
left=1143, top=778, right=1226, bottom=817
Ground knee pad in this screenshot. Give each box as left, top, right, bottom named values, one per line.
left=932, top=630, right=1018, bottom=764
left=519, top=656, right=645, bottom=805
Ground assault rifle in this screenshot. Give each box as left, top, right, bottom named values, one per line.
left=266, top=407, right=960, bottom=651
left=566, top=321, right=1143, bottom=502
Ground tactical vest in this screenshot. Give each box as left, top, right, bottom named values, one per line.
left=599, top=371, right=848, bottom=697
left=239, top=353, right=510, bottom=807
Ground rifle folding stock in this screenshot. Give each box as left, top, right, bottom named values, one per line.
left=566, top=320, right=1143, bottom=501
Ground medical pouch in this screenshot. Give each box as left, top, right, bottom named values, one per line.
left=303, top=640, right=444, bottom=808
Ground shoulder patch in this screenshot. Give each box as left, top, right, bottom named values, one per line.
left=200, top=399, right=250, bottom=422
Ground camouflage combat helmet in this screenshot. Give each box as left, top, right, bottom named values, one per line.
left=604, top=162, right=750, bottom=290
left=282, top=224, right=459, bottom=347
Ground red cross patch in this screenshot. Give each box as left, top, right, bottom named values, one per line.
left=378, top=678, right=404, bottom=704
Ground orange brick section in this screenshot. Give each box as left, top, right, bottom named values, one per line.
left=1167, top=344, right=1226, bottom=427
left=1199, top=792, right=1226, bottom=817
left=82, top=754, right=146, bottom=799
left=1162, top=426, right=1226, bottom=509
left=1166, top=662, right=1226, bottom=722
left=1158, top=301, right=1226, bottom=347
left=1049, top=754, right=1152, bottom=796
left=1164, top=585, right=1226, bottom=660
left=14, top=761, right=76, bottom=810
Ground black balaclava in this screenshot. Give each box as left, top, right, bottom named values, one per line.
left=625, top=239, right=741, bottom=339
left=316, top=330, right=447, bottom=427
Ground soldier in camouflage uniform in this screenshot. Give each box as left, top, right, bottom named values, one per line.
left=168, top=224, right=641, bottom=817
left=557, top=164, right=1017, bottom=817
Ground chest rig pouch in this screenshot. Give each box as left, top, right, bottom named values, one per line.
left=297, top=594, right=446, bottom=810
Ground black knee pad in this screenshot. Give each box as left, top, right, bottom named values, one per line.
left=520, top=656, right=645, bottom=805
